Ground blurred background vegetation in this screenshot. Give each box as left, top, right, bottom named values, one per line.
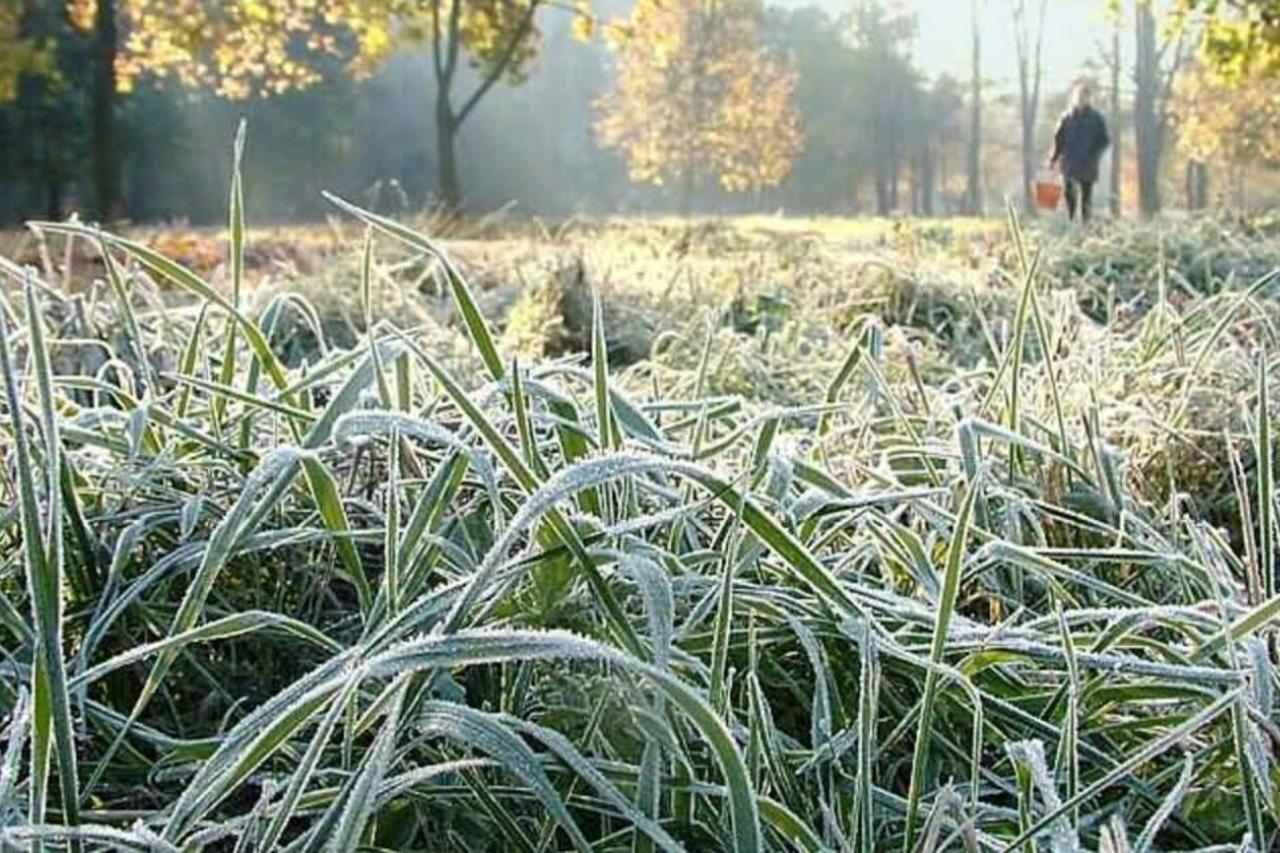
left=1, top=0, right=1279, bottom=225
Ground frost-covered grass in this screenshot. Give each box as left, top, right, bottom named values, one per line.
left=2, top=139, right=1280, bottom=850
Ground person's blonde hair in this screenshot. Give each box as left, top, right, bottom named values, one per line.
left=1072, top=81, right=1094, bottom=108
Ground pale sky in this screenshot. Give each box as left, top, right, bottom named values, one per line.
left=777, top=0, right=1116, bottom=97
left=915, top=0, right=1113, bottom=91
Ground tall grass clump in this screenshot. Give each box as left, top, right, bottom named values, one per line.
left=1, top=136, right=1280, bottom=851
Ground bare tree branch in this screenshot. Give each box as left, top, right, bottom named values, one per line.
left=443, top=0, right=464, bottom=82
left=456, top=0, right=541, bottom=128
left=431, top=0, right=445, bottom=84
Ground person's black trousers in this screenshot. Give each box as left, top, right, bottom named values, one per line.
left=1064, top=179, right=1094, bottom=222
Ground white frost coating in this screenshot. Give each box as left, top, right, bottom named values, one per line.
left=474, top=373, right=572, bottom=411
left=245, top=446, right=313, bottom=492
left=330, top=408, right=500, bottom=503
left=499, top=713, right=687, bottom=853
left=942, top=635, right=1241, bottom=684
left=85, top=528, right=323, bottom=663
left=367, top=627, right=611, bottom=679
left=443, top=452, right=700, bottom=629
left=71, top=611, right=334, bottom=689
left=785, top=614, right=833, bottom=748
left=1241, top=708, right=1275, bottom=800
left=617, top=551, right=675, bottom=669
left=1020, top=604, right=1235, bottom=633
left=1247, top=637, right=1274, bottom=713
left=172, top=446, right=312, bottom=606
left=374, top=758, right=493, bottom=806
left=1133, top=754, right=1195, bottom=853
left=351, top=626, right=760, bottom=849
left=1006, top=739, right=1079, bottom=853
left=601, top=501, right=709, bottom=539
left=0, top=688, right=30, bottom=817
left=414, top=701, right=591, bottom=852
left=326, top=687, right=403, bottom=853
left=0, top=823, right=181, bottom=852
left=332, top=410, right=470, bottom=455
left=696, top=404, right=847, bottom=462
left=437, top=449, right=837, bottom=635
left=164, top=652, right=361, bottom=836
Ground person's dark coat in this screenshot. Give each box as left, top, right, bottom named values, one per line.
left=1050, top=105, right=1110, bottom=184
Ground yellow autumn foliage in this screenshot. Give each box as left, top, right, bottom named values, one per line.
left=3, top=0, right=591, bottom=104
left=596, top=0, right=801, bottom=195
left=1174, top=62, right=1280, bottom=167
left=0, top=4, right=56, bottom=102
left=3, top=1, right=340, bottom=102
left=1173, top=0, right=1280, bottom=80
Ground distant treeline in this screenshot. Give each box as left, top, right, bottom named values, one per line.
left=0, top=1, right=999, bottom=224
left=2, top=0, right=1273, bottom=225
left=0, top=13, right=624, bottom=223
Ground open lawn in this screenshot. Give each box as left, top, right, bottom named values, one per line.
left=2, top=202, right=1280, bottom=850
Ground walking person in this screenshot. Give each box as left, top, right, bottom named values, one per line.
left=1048, top=82, right=1110, bottom=222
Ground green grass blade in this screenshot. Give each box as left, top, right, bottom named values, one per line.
left=902, top=478, right=980, bottom=852
left=322, top=192, right=505, bottom=380
left=1258, top=350, right=1274, bottom=599
left=214, top=119, right=247, bottom=428
left=1005, top=688, right=1240, bottom=850
left=318, top=682, right=404, bottom=853
left=384, top=431, right=402, bottom=615
left=592, top=285, right=619, bottom=451
left=2, top=279, right=82, bottom=835
left=31, top=221, right=297, bottom=406
left=402, top=338, right=642, bottom=656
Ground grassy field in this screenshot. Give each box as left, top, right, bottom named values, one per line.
left=2, top=179, right=1280, bottom=851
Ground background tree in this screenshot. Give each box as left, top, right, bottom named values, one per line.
left=1174, top=0, right=1280, bottom=77
left=2, top=0, right=350, bottom=218
left=6, top=0, right=584, bottom=215
left=1011, top=0, right=1047, bottom=214
left=0, top=3, right=55, bottom=102
left=1174, top=62, right=1280, bottom=205
left=10, top=0, right=1278, bottom=224
left=764, top=3, right=949, bottom=215
left=910, top=75, right=964, bottom=215
left=0, top=2, right=90, bottom=219
left=595, top=0, right=801, bottom=214
left=91, top=0, right=119, bottom=217
left=847, top=0, right=920, bottom=215
left=965, top=0, right=985, bottom=215
left=1132, top=0, right=1187, bottom=216
left=306, top=0, right=593, bottom=210
left=768, top=7, right=864, bottom=211
left=1107, top=9, right=1125, bottom=214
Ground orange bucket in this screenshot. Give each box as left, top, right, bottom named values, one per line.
left=1035, top=175, right=1063, bottom=210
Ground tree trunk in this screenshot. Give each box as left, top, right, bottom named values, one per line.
left=435, top=90, right=462, bottom=211
left=1014, top=0, right=1046, bottom=216
left=92, top=0, right=121, bottom=220
left=1136, top=132, right=1163, bottom=217
left=1110, top=20, right=1122, bottom=217
left=888, top=151, right=901, bottom=211
left=1134, top=1, right=1163, bottom=218
left=965, top=0, right=984, bottom=216
left=874, top=163, right=890, bottom=215
left=1021, top=114, right=1036, bottom=215
left=873, top=137, right=890, bottom=215
left=1184, top=159, right=1208, bottom=210
left=910, top=155, right=922, bottom=216
left=679, top=166, right=696, bottom=218
left=46, top=176, right=63, bottom=222
left=920, top=149, right=936, bottom=216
